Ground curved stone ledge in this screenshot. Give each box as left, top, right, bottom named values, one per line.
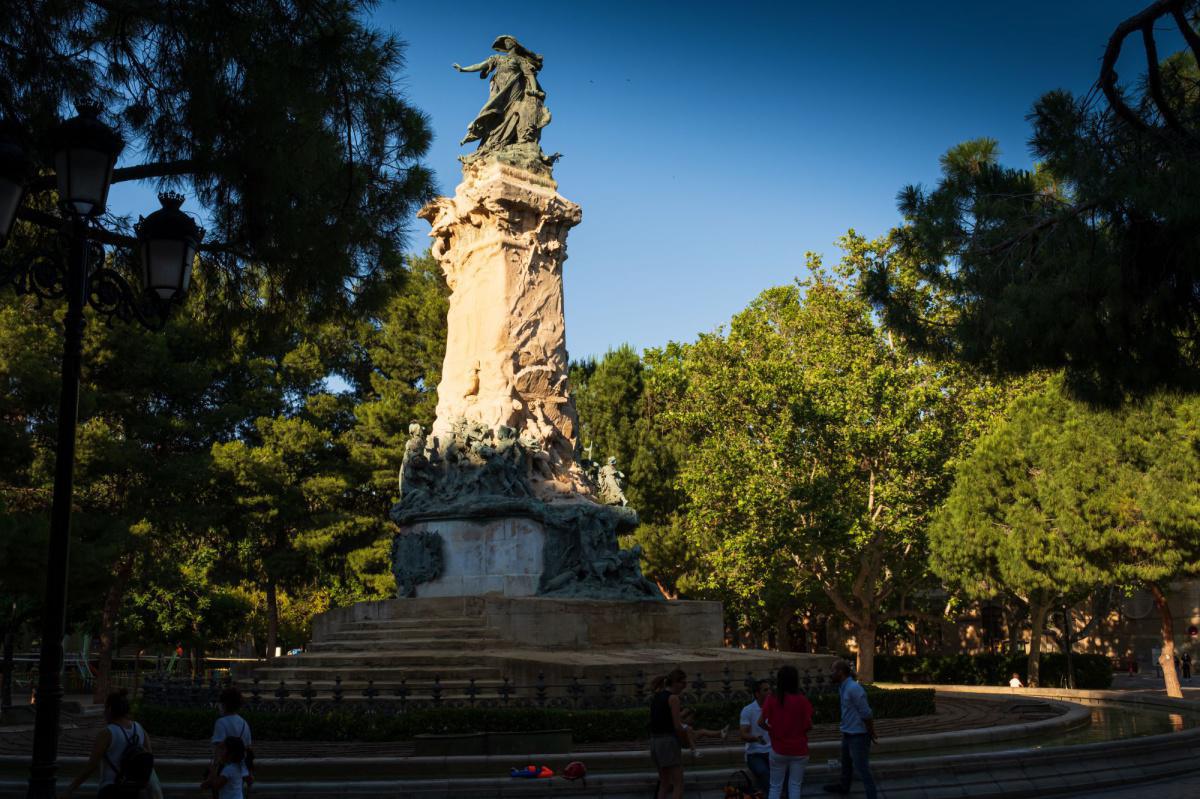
left=2, top=689, right=1196, bottom=797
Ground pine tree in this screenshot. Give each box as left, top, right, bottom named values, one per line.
left=1, top=0, right=433, bottom=317
left=863, top=2, right=1200, bottom=400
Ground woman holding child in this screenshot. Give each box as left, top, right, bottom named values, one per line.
left=648, top=668, right=726, bottom=799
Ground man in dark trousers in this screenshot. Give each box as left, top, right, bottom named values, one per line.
left=823, top=660, right=878, bottom=798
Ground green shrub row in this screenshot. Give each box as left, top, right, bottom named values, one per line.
left=136, top=687, right=934, bottom=744
left=872, top=653, right=1112, bottom=689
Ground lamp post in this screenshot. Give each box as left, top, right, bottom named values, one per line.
left=0, top=103, right=202, bottom=799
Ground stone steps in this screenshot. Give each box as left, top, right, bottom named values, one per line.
left=339, top=617, right=485, bottom=630
left=250, top=677, right=509, bottom=689
left=252, top=657, right=501, bottom=676
left=313, top=626, right=500, bottom=640
left=307, top=636, right=499, bottom=652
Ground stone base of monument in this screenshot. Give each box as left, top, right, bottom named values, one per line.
left=401, top=519, right=545, bottom=598
left=254, top=596, right=834, bottom=697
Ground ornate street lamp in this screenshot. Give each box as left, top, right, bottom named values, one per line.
left=48, top=101, right=123, bottom=218
left=136, top=192, right=203, bottom=301
left=0, top=105, right=201, bottom=799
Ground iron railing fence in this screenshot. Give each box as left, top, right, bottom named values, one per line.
left=141, top=665, right=839, bottom=714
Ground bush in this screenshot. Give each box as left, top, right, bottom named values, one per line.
left=136, top=687, right=935, bottom=743
left=873, top=653, right=1112, bottom=689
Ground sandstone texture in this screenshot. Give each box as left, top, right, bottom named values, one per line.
left=418, top=160, right=586, bottom=500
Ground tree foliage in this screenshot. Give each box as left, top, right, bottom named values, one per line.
left=657, top=234, right=1014, bottom=678
left=570, top=345, right=699, bottom=601
left=933, top=376, right=1200, bottom=693
left=863, top=2, right=1200, bottom=400
left=2, top=0, right=433, bottom=316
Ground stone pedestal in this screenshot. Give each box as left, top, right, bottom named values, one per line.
left=404, top=518, right=545, bottom=598
left=394, top=158, right=658, bottom=602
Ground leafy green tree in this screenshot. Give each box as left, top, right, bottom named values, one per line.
left=934, top=377, right=1200, bottom=695
left=572, top=346, right=643, bottom=483
left=210, top=323, right=365, bottom=658
left=334, top=251, right=448, bottom=599
left=571, top=345, right=700, bottom=600
left=863, top=3, right=1200, bottom=400
left=662, top=234, right=1010, bottom=679
left=2, top=0, right=433, bottom=314
left=0, top=234, right=244, bottom=696
left=931, top=377, right=1101, bottom=686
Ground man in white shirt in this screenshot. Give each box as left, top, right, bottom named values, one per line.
left=739, top=679, right=778, bottom=797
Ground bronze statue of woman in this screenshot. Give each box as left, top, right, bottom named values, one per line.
left=454, top=35, right=551, bottom=155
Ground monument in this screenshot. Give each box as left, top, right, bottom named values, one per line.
left=261, top=38, right=829, bottom=694
left=389, top=34, right=657, bottom=602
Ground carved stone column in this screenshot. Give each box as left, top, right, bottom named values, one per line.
left=392, top=161, right=657, bottom=601
left=419, top=160, right=585, bottom=499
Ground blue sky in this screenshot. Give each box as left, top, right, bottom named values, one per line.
left=109, top=1, right=1180, bottom=361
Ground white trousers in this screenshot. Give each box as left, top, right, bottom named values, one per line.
left=768, top=751, right=808, bottom=799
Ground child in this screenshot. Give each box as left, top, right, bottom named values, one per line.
left=211, top=687, right=253, bottom=795
left=1008, top=672, right=1023, bottom=688
left=202, top=735, right=246, bottom=799
left=679, top=707, right=728, bottom=757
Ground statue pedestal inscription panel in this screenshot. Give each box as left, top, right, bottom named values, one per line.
left=404, top=518, right=545, bottom=598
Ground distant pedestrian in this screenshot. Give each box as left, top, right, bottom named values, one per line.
left=211, top=687, right=254, bottom=796
left=759, top=665, right=813, bottom=799
left=1183, top=653, right=1192, bottom=680
left=61, top=689, right=155, bottom=798
left=1009, top=672, right=1023, bottom=688
left=823, top=660, right=878, bottom=799
left=202, top=735, right=246, bottom=799
left=739, top=679, right=775, bottom=796
left=648, top=668, right=689, bottom=799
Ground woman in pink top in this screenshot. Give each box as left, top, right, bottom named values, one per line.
left=759, top=665, right=813, bottom=799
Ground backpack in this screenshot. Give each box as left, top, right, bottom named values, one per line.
left=226, top=720, right=255, bottom=772
left=723, top=769, right=763, bottom=799
left=100, top=723, right=154, bottom=799
left=562, top=760, right=587, bottom=785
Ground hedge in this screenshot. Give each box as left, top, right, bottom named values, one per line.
left=872, top=653, right=1112, bottom=689
left=136, top=686, right=934, bottom=744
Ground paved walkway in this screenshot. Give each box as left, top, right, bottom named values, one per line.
left=1064, top=771, right=1200, bottom=798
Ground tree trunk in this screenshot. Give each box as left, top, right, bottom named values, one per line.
left=195, top=640, right=206, bottom=682
left=1005, top=596, right=1027, bottom=655
left=775, top=605, right=795, bottom=652
left=1148, top=582, right=1182, bottom=699
left=856, top=624, right=877, bottom=683
left=93, top=558, right=133, bottom=704
left=1, top=625, right=14, bottom=710
left=1062, top=605, right=1075, bottom=689
left=1027, top=600, right=1050, bottom=687
left=265, top=578, right=279, bottom=661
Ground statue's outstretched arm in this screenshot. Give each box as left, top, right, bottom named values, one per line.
left=453, top=60, right=490, bottom=73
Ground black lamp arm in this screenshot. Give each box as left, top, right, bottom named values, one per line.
left=86, top=264, right=174, bottom=331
